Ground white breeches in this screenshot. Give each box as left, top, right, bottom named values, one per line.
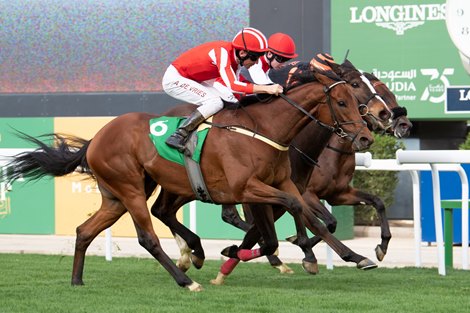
left=162, top=65, right=237, bottom=118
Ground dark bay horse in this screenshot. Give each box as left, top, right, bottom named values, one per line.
left=157, top=61, right=392, bottom=282
left=287, top=67, right=413, bottom=260
left=3, top=69, right=373, bottom=291
left=218, top=60, right=412, bottom=279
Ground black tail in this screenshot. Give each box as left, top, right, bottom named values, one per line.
left=2, top=131, right=92, bottom=184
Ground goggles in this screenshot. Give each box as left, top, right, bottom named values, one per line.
left=273, top=54, right=291, bottom=63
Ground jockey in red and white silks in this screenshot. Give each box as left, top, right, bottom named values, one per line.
left=162, top=27, right=283, bottom=156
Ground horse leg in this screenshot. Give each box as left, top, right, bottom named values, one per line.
left=237, top=180, right=316, bottom=271
left=314, top=187, right=391, bottom=261
left=229, top=203, right=291, bottom=273
left=150, top=190, right=205, bottom=270
left=122, top=192, right=202, bottom=291
left=301, top=203, right=377, bottom=270
left=72, top=194, right=126, bottom=286
left=221, top=204, right=251, bottom=232
left=348, top=189, right=392, bottom=261
left=285, top=191, right=338, bottom=247
left=240, top=203, right=289, bottom=272
left=215, top=204, right=280, bottom=285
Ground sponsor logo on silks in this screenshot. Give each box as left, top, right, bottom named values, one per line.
left=446, top=86, right=470, bottom=113
left=350, top=3, right=445, bottom=35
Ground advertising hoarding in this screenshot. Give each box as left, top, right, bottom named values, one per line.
left=0, top=118, right=55, bottom=234
left=331, top=0, right=470, bottom=119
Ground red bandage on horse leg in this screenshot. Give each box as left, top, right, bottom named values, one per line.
left=237, top=248, right=261, bottom=261
left=220, top=258, right=240, bottom=275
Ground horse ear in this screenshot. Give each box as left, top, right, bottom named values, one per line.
left=342, top=59, right=358, bottom=71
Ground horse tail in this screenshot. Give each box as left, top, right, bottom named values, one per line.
left=3, top=131, right=93, bottom=184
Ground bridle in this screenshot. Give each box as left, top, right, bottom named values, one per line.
left=353, top=74, right=393, bottom=130
left=279, top=80, right=367, bottom=143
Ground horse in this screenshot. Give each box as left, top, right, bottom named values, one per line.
left=154, top=60, right=392, bottom=281
left=285, top=64, right=413, bottom=259
left=216, top=58, right=398, bottom=273
left=2, top=68, right=373, bottom=291
left=218, top=60, right=412, bottom=279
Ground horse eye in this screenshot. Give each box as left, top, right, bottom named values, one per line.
left=338, top=100, right=346, bottom=107
left=351, top=82, right=359, bottom=88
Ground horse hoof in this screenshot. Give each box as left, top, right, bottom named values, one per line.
left=210, top=272, right=226, bottom=285
left=285, top=235, right=299, bottom=245
left=302, top=260, right=319, bottom=275
left=186, top=281, right=203, bottom=292
left=191, top=253, right=204, bottom=269
left=357, top=258, right=378, bottom=270
left=274, top=264, right=294, bottom=274
left=375, top=245, right=385, bottom=262
left=220, top=245, right=239, bottom=258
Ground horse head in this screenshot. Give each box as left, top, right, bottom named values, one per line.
left=306, top=69, right=374, bottom=151
left=327, top=59, right=393, bottom=132
left=363, top=72, right=413, bottom=138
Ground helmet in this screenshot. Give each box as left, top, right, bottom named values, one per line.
left=268, top=33, right=298, bottom=58
left=232, top=27, right=269, bottom=53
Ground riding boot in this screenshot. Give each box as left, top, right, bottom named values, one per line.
left=165, top=110, right=206, bottom=155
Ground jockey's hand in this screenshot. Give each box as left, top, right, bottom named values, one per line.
left=269, top=84, right=284, bottom=96
left=254, top=83, right=283, bottom=96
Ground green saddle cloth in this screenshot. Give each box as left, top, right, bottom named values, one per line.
left=148, top=116, right=210, bottom=165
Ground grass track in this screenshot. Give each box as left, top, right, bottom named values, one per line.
left=1, top=253, right=469, bottom=313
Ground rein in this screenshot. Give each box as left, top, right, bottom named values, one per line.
left=280, top=80, right=365, bottom=143
left=326, top=143, right=354, bottom=155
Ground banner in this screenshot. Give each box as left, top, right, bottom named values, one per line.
left=331, top=0, right=470, bottom=119
left=0, top=118, right=55, bottom=234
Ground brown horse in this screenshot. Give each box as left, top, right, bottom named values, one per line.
left=286, top=66, right=413, bottom=260
left=156, top=60, right=392, bottom=280
left=219, top=61, right=412, bottom=278
left=3, top=69, right=373, bottom=291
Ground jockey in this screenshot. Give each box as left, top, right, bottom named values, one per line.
left=163, top=27, right=284, bottom=156
left=242, top=32, right=298, bottom=84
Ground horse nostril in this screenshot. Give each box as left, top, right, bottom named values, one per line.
left=379, top=110, right=391, bottom=121
left=360, top=136, right=374, bottom=148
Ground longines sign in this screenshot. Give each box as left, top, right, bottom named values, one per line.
left=350, top=3, right=446, bottom=35
left=332, top=0, right=470, bottom=119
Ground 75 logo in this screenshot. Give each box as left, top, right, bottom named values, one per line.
left=420, top=68, right=454, bottom=103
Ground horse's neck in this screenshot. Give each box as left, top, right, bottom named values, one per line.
left=289, top=121, right=334, bottom=191
left=322, top=136, right=356, bottom=176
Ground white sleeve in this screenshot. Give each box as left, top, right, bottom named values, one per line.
left=247, top=61, right=273, bottom=85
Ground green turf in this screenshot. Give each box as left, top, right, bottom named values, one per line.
left=1, top=253, right=469, bottom=313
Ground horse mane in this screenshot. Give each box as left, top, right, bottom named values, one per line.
left=230, top=59, right=344, bottom=108
left=269, top=61, right=342, bottom=92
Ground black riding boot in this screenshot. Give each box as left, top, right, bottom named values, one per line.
left=165, top=110, right=206, bottom=156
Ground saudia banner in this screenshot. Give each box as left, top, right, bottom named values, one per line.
left=331, top=0, right=470, bottom=119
